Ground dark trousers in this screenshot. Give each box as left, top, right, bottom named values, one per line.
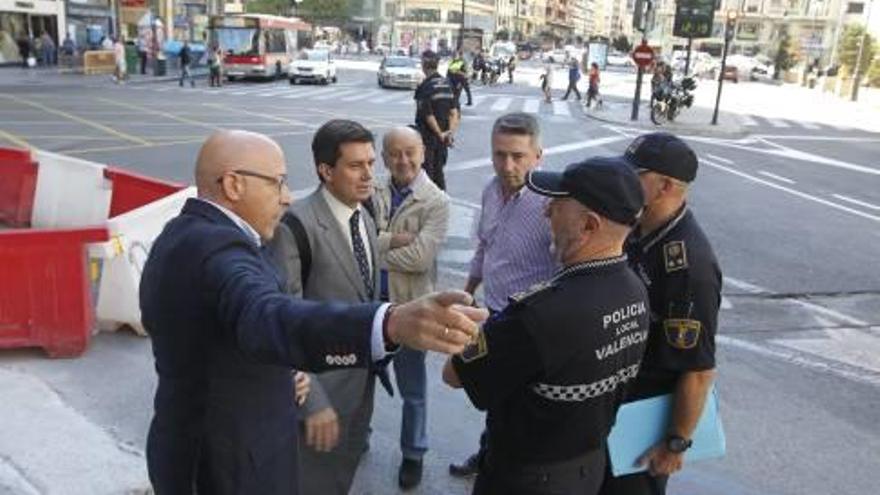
left=139, top=51, right=147, bottom=74
left=597, top=462, right=668, bottom=495
left=563, top=81, right=581, bottom=100
left=210, top=67, right=222, bottom=87
left=474, top=447, right=606, bottom=495
left=423, top=140, right=448, bottom=191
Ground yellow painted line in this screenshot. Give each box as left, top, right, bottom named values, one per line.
left=0, top=129, right=30, bottom=149
left=203, top=103, right=313, bottom=128
left=0, top=94, right=151, bottom=145
left=97, top=98, right=221, bottom=131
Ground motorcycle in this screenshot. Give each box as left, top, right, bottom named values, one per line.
left=650, top=77, right=696, bottom=125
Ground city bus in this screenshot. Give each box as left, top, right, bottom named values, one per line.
left=209, top=14, right=311, bottom=80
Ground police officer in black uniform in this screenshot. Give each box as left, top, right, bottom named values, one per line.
left=414, top=50, right=459, bottom=191
left=443, top=156, right=650, bottom=495
left=598, top=133, right=722, bottom=495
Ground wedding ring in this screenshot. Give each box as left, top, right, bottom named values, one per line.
left=444, top=326, right=449, bottom=336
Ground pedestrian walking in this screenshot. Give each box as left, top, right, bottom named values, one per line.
left=113, top=37, right=127, bottom=83
left=413, top=50, right=459, bottom=191
left=137, top=37, right=148, bottom=75
left=539, top=62, right=553, bottom=103
left=587, top=62, right=603, bottom=109
left=178, top=40, right=195, bottom=88
left=40, top=32, right=56, bottom=66
left=208, top=44, right=223, bottom=87
left=507, top=55, right=516, bottom=84
left=562, top=59, right=582, bottom=100
left=447, top=51, right=472, bottom=106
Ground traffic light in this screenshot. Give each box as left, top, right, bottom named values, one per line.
left=633, top=0, right=654, bottom=33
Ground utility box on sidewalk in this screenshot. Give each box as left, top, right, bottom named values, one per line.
left=0, top=147, right=188, bottom=357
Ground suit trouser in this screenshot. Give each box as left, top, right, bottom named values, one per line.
left=422, top=140, right=448, bottom=191
left=473, top=447, right=606, bottom=495
left=393, top=346, right=428, bottom=460
left=298, top=385, right=375, bottom=495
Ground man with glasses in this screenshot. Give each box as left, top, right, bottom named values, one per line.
left=140, top=129, right=486, bottom=495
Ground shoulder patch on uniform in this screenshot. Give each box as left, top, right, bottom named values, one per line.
left=663, top=240, right=688, bottom=273
left=663, top=319, right=701, bottom=349
left=508, top=280, right=557, bottom=305
left=459, top=330, right=488, bottom=363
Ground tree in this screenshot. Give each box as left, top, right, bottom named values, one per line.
left=612, top=35, right=631, bottom=53
left=773, top=27, right=797, bottom=80
left=868, top=57, right=880, bottom=88
left=245, top=0, right=293, bottom=16
left=496, top=29, right=510, bottom=41
left=837, top=24, right=876, bottom=84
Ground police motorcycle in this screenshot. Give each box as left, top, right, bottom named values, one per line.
left=481, top=57, right=505, bottom=85
left=650, top=76, right=696, bottom=125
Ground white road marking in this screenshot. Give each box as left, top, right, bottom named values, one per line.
left=721, top=296, right=733, bottom=310
left=552, top=101, right=571, bottom=116
left=312, top=89, right=359, bottom=100
left=490, top=97, right=513, bottom=112
left=800, top=120, right=821, bottom=130
left=739, top=114, right=758, bottom=126
left=339, top=91, right=377, bottom=102
left=767, top=118, right=791, bottom=128
left=832, top=194, right=880, bottom=211
left=438, top=248, right=475, bottom=265
left=706, top=153, right=733, bottom=165
left=446, top=135, right=626, bottom=173
left=751, top=135, right=880, bottom=143
left=522, top=99, right=540, bottom=114
left=282, top=88, right=327, bottom=99
left=370, top=92, right=408, bottom=103
left=757, top=170, right=796, bottom=184
left=701, top=158, right=880, bottom=223
left=690, top=137, right=880, bottom=177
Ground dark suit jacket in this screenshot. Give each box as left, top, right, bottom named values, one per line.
left=140, top=198, right=381, bottom=495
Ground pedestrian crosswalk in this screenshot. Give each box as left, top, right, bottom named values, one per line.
left=117, top=83, right=589, bottom=119
left=739, top=114, right=855, bottom=132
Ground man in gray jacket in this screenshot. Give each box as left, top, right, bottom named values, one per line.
left=268, top=119, right=381, bottom=494
left=372, top=127, right=450, bottom=488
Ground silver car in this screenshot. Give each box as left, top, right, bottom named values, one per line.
left=377, top=56, right=423, bottom=89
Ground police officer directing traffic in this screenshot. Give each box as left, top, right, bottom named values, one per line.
left=414, top=50, right=459, bottom=191
left=598, top=133, right=722, bottom=495
left=443, top=157, right=651, bottom=495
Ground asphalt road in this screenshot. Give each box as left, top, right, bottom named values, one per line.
left=0, top=67, right=879, bottom=495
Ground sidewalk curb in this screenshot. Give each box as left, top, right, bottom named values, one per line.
left=582, top=104, right=750, bottom=139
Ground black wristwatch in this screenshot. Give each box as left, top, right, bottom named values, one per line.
left=665, top=435, right=693, bottom=454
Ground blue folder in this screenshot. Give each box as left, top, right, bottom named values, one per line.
left=607, top=385, right=726, bottom=476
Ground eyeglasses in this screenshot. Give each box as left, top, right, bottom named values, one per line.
left=219, top=169, right=289, bottom=195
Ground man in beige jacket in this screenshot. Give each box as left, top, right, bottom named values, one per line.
left=372, top=126, right=451, bottom=489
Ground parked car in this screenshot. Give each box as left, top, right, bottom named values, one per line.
left=722, top=65, right=739, bottom=83
left=289, top=49, right=337, bottom=85
left=377, top=56, right=423, bottom=89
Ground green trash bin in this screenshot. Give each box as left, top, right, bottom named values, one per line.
left=125, top=45, right=139, bottom=75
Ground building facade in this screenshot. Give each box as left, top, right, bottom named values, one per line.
left=0, top=0, right=65, bottom=64
left=377, top=0, right=496, bottom=53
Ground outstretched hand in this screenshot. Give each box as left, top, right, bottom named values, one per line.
left=387, top=290, right=488, bottom=354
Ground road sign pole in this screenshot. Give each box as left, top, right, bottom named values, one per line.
left=712, top=12, right=736, bottom=125
left=632, top=65, right=644, bottom=121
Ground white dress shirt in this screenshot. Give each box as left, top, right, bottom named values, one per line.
left=320, top=186, right=373, bottom=275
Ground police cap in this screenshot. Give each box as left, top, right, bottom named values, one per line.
left=526, top=156, right=644, bottom=226
left=622, top=132, right=698, bottom=183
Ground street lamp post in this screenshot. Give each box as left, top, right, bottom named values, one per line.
left=712, top=10, right=737, bottom=125
left=851, top=0, right=874, bottom=101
